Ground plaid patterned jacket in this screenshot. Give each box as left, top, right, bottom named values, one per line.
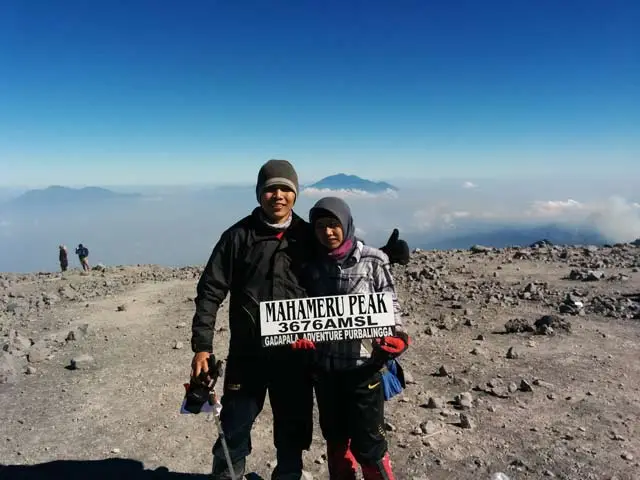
left=304, top=240, right=403, bottom=371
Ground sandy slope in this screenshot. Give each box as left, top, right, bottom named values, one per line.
left=1, top=245, right=640, bottom=480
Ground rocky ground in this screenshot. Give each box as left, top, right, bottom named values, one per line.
left=1, top=243, right=639, bottom=480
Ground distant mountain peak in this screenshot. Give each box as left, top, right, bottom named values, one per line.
left=9, top=185, right=140, bottom=207
left=304, top=173, right=398, bottom=194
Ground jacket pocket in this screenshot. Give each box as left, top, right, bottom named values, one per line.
left=346, top=273, right=373, bottom=294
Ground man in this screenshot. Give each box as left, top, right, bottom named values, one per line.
left=59, top=245, right=69, bottom=272
left=190, top=159, right=315, bottom=480
left=75, top=243, right=90, bottom=272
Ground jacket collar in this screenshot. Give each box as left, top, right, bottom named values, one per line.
left=250, top=207, right=305, bottom=237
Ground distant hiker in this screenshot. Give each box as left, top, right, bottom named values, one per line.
left=58, top=245, right=68, bottom=272
left=303, top=196, right=410, bottom=480
left=190, top=159, right=315, bottom=479
left=75, top=243, right=90, bottom=271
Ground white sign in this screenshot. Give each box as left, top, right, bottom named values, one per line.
left=259, top=292, right=397, bottom=347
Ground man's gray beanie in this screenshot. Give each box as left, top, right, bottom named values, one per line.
left=255, top=159, right=299, bottom=203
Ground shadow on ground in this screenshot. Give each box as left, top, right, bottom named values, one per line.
left=0, top=458, right=264, bottom=480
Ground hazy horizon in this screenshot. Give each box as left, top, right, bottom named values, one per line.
left=1, top=175, right=639, bottom=274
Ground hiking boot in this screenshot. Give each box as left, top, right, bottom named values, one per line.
left=270, top=470, right=314, bottom=480
left=211, top=455, right=246, bottom=480
left=326, top=441, right=358, bottom=480
left=361, top=452, right=395, bottom=480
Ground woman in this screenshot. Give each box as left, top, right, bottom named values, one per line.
left=303, top=196, right=410, bottom=480
left=58, top=245, right=68, bottom=272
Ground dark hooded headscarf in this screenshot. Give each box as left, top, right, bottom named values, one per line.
left=309, top=197, right=357, bottom=261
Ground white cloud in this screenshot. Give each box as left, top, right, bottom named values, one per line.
left=522, top=197, right=640, bottom=242
left=442, top=211, right=471, bottom=225
left=301, top=187, right=399, bottom=199
left=462, top=181, right=477, bottom=189
left=452, top=211, right=471, bottom=218
left=526, top=199, right=584, bottom=217
left=411, top=204, right=473, bottom=230
left=585, top=196, right=640, bottom=243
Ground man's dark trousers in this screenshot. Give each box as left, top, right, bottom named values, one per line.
left=211, top=350, right=313, bottom=479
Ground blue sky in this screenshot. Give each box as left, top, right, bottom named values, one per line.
left=1, top=0, right=638, bottom=186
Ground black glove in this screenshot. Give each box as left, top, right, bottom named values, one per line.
left=380, top=228, right=410, bottom=265
left=183, top=355, right=224, bottom=414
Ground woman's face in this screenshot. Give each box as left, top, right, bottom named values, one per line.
left=314, top=216, right=344, bottom=250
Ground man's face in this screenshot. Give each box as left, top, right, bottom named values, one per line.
left=314, top=216, right=344, bottom=250
left=260, top=185, right=296, bottom=224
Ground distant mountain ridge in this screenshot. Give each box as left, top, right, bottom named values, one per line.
left=406, top=223, right=611, bottom=251
left=305, top=174, right=398, bottom=193
left=8, top=186, right=140, bottom=207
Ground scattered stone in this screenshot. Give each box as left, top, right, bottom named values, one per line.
left=0, top=352, right=17, bottom=384
left=27, top=341, right=51, bottom=363
left=426, top=397, right=444, bottom=409
left=533, top=379, right=554, bottom=388
left=520, top=379, right=533, bottom=392
left=490, top=473, right=511, bottom=480
left=569, top=269, right=605, bottom=281
left=116, top=304, right=127, bottom=312
left=69, top=354, right=95, bottom=370
left=506, top=346, right=519, bottom=359
left=559, top=293, right=585, bottom=315
left=470, top=245, right=493, bottom=254
left=534, top=315, right=572, bottom=335
left=25, top=365, right=36, bottom=375
left=437, top=365, right=450, bottom=377
left=2, top=330, right=32, bottom=356
left=173, top=340, right=184, bottom=350
left=420, top=420, right=440, bottom=435
left=455, top=392, right=473, bottom=409
left=487, top=378, right=502, bottom=389
left=76, top=324, right=90, bottom=337
left=459, top=413, right=474, bottom=429
left=504, top=318, right=534, bottom=333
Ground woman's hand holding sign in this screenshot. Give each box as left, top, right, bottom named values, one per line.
left=372, top=330, right=411, bottom=361
left=291, top=338, right=316, bottom=350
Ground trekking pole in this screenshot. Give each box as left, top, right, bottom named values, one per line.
left=210, top=393, right=237, bottom=480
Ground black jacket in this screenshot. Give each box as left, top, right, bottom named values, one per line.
left=191, top=207, right=312, bottom=356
